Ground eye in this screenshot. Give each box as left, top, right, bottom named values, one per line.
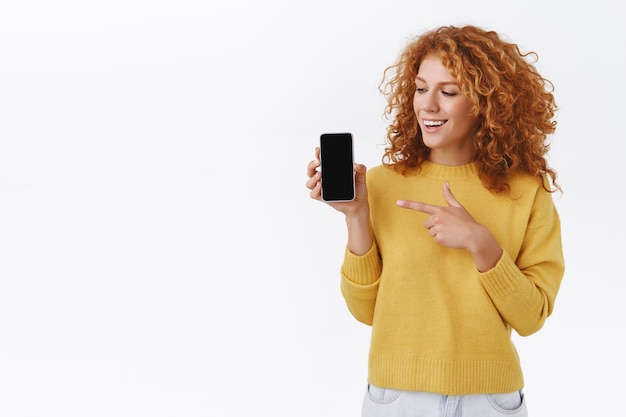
left=441, top=90, right=457, bottom=97
left=416, top=87, right=427, bottom=94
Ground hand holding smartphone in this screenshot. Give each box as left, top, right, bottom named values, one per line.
left=320, top=133, right=355, bottom=202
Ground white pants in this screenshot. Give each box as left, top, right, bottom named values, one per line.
left=362, top=384, right=528, bottom=417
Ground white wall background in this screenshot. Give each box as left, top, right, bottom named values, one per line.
left=1, top=1, right=624, bottom=416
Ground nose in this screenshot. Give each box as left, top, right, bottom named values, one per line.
left=419, top=91, right=439, bottom=112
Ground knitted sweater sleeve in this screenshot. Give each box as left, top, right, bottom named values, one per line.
left=339, top=242, right=382, bottom=326
left=478, top=186, right=565, bottom=336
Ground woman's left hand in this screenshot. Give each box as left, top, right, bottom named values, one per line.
left=397, top=181, right=503, bottom=272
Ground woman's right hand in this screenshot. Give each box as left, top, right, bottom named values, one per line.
left=306, top=147, right=373, bottom=255
left=305, top=147, right=369, bottom=217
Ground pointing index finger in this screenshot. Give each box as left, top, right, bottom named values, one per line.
left=397, top=199, right=438, bottom=214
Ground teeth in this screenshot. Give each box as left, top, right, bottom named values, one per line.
left=424, top=120, right=445, bottom=127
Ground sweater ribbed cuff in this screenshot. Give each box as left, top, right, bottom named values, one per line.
left=478, top=250, right=522, bottom=298
left=341, top=243, right=382, bottom=286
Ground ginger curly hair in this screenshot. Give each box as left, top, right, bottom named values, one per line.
left=379, top=25, right=560, bottom=193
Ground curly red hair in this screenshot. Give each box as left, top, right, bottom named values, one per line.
left=379, top=25, right=559, bottom=193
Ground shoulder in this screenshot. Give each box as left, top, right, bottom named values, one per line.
left=507, top=172, right=554, bottom=198
left=366, top=164, right=400, bottom=184
left=508, top=172, right=559, bottom=226
left=367, top=164, right=395, bottom=177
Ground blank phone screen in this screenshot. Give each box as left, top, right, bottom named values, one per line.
left=320, top=133, right=355, bottom=201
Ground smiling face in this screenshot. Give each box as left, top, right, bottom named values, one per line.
left=414, top=55, right=478, bottom=165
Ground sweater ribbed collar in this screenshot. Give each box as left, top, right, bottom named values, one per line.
left=418, top=160, right=479, bottom=180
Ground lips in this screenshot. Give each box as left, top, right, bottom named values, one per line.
left=423, top=119, right=446, bottom=127
left=422, top=119, right=447, bottom=132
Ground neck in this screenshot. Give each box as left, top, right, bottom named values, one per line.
left=428, top=150, right=473, bottom=166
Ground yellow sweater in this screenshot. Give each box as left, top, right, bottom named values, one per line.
left=340, top=161, right=564, bottom=395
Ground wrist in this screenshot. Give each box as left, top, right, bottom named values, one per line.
left=468, top=225, right=503, bottom=272
left=345, top=208, right=373, bottom=256
left=344, top=207, right=370, bottom=226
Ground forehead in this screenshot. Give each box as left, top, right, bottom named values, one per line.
left=416, top=55, right=457, bottom=83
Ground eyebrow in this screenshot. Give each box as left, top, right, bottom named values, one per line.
left=415, top=76, right=458, bottom=86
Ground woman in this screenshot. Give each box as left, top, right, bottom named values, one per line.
left=306, top=25, right=564, bottom=416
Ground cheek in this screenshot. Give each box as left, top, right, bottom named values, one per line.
left=412, top=93, right=420, bottom=114
left=453, top=102, right=477, bottom=127
left=457, top=114, right=478, bottom=131
left=461, top=100, right=476, bottom=119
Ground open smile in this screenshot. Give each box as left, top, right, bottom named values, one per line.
left=422, top=119, right=447, bottom=131
left=423, top=119, right=447, bottom=127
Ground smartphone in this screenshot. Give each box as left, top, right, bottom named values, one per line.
left=320, top=132, right=355, bottom=202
